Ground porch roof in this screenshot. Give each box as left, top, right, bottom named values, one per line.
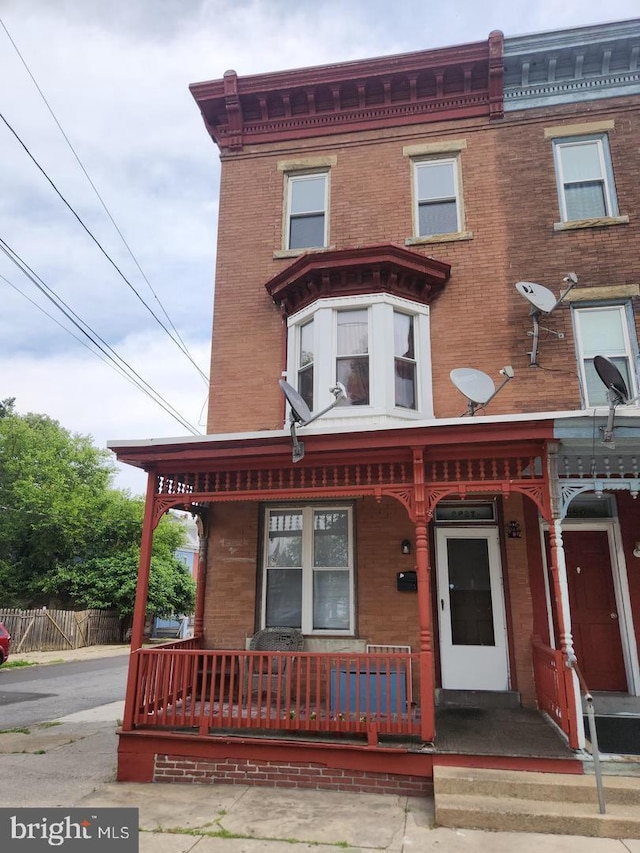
left=107, top=409, right=567, bottom=470
left=107, top=408, right=640, bottom=470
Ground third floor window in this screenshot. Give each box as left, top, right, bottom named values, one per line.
left=553, top=136, right=618, bottom=223
left=286, top=172, right=329, bottom=250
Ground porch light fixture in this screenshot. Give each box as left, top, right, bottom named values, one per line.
left=401, top=539, right=412, bottom=555
left=507, top=521, right=522, bottom=539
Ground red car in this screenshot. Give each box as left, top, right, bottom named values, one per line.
left=0, top=621, right=10, bottom=665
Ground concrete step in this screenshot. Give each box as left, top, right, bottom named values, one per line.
left=435, top=792, right=640, bottom=838
left=433, top=766, right=640, bottom=838
left=434, top=765, right=640, bottom=804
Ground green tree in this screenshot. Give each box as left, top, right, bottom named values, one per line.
left=0, top=405, right=195, bottom=620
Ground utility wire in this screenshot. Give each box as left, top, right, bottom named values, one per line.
left=0, top=107, right=209, bottom=385
left=0, top=270, right=164, bottom=398
left=0, top=11, right=206, bottom=380
left=0, top=237, right=201, bottom=435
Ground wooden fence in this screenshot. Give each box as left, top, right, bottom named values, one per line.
left=0, top=608, right=122, bottom=652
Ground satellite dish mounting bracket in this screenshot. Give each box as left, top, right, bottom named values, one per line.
left=280, top=380, right=346, bottom=462
left=517, top=273, right=577, bottom=365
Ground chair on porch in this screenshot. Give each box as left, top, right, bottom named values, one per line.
left=244, top=627, right=304, bottom=704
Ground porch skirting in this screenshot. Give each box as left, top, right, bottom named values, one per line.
left=117, top=730, right=434, bottom=797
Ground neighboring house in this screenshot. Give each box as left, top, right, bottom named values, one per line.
left=109, top=19, right=640, bottom=792
left=151, top=512, right=200, bottom=640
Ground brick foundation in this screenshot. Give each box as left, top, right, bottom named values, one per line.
left=154, top=754, right=432, bottom=796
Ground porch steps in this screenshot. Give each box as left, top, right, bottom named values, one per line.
left=433, top=765, right=640, bottom=838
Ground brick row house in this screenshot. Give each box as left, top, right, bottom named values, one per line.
left=109, top=19, right=640, bottom=792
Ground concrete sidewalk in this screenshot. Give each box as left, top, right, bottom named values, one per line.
left=3, top=646, right=640, bottom=851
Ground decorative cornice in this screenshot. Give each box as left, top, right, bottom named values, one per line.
left=264, top=243, right=451, bottom=317
left=504, top=18, right=640, bottom=110
left=190, top=33, right=504, bottom=152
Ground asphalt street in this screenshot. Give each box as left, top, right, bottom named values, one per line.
left=0, top=654, right=129, bottom=728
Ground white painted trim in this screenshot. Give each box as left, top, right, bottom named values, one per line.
left=435, top=526, right=510, bottom=691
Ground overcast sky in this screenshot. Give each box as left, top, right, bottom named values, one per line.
left=1, top=0, right=637, bottom=494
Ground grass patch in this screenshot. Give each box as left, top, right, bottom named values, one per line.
left=37, top=721, right=63, bottom=729
left=33, top=749, right=47, bottom=755
left=0, top=727, right=31, bottom=735
left=2, top=660, right=36, bottom=669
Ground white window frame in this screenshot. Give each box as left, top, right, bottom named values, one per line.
left=286, top=293, right=433, bottom=426
left=262, top=504, right=355, bottom=636
left=285, top=171, right=329, bottom=251
left=553, top=135, right=618, bottom=223
left=573, top=303, right=639, bottom=408
left=412, top=157, right=462, bottom=238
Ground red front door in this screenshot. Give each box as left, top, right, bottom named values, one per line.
left=563, top=530, right=627, bottom=692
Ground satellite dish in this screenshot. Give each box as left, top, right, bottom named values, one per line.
left=450, top=368, right=496, bottom=405
left=593, top=356, right=629, bottom=404
left=515, top=273, right=578, bottom=365
left=279, top=379, right=312, bottom=424
left=450, top=366, right=514, bottom=416
left=592, top=354, right=640, bottom=446
left=515, top=281, right=557, bottom=314
left=279, top=379, right=346, bottom=461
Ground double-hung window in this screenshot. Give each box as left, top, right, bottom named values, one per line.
left=413, top=158, right=461, bottom=238
left=263, top=505, right=354, bottom=634
left=553, top=136, right=618, bottom=223
left=286, top=172, right=328, bottom=250
left=573, top=304, right=638, bottom=407
left=394, top=311, right=416, bottom=409
left=297, top=319, right=314, bottom=412
left=336, top=309, right=369, bottom=406
left=288, top=294, right=431, bottom=423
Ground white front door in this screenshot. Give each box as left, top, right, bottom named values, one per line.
left=436, top=527, right=510, bottom=691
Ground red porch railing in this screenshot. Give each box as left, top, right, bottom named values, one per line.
left=532, top=637, right=579, bottom=749
left=126, top=647, right=421, bottom=742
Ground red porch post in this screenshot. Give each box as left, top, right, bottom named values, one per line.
left=413, top=448, right=435, bottom=743
left=194, top=514, right=207, bottom=638
left=122, top=470, right=156, bottom=731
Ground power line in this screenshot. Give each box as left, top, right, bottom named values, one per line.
left=0, top=270, right=174, bottom=402
left=0, top=237, right=201, bottom=435
left=0, top=107, right=209, bottom=385
left=0, top=12, right=207, bottom=383
left=0, top=13, right=196, bottom=363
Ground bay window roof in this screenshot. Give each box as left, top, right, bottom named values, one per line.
left=265, top=243, right=451, bottom=317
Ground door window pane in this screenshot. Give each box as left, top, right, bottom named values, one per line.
left=446, top=538, right=495, bottom=646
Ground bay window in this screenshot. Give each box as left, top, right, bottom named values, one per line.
left=287, top=294, right=432, bottom=424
